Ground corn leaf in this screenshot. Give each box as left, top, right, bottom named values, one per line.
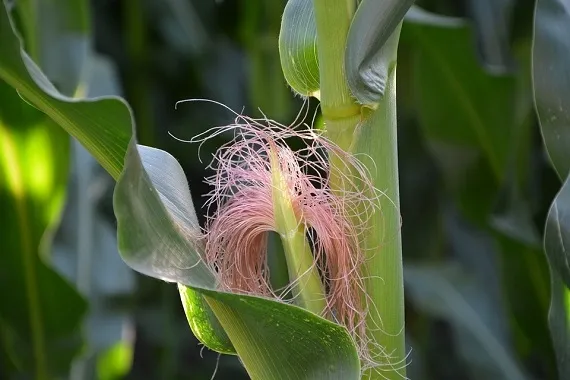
left=0, top=81, right=87, bottom=378
left=278, top=0, right=320, bottom=98
left=466, top=0, right=514, bottom=72
left=532, top=0, right=570, bottom=377
left=403, top=7, right=517, bottom=224
left=0, top=2, right=360, bottom=378
left=345, top=0, right=414, bottom=105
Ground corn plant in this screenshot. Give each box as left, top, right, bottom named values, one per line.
left=2, top=0, right=570, bottom=379
left=0, top=0, right=415, bottom=378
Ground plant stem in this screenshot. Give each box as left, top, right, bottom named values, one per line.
left=312, top=0, right=359, bottom=130
left=312, top=0, right=406, bottom=377
left=271, top=150, right=327, bottom=314
left=356, top=66, right=406, bottom=379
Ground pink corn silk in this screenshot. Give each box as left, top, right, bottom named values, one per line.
left=198, top=115, right=381, bottom=362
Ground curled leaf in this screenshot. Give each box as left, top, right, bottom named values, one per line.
left=345, top=0, right=414, bottom=105
left=278, top=0, right=320, bottom=98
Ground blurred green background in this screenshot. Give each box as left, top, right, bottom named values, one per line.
left=0, top=0, right=563, bottom=379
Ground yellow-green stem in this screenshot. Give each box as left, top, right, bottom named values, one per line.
left=357, top=68, right=406, bottom=379
left=270, top=150, right=326, bottom=314
left=312, top=0, right=356, bottom=113
left=313, top=0, right=406, bottom=377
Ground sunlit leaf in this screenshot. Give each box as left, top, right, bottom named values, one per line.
left=0, top=4, right=131, bottom=180
left=96, top=341, right=133, bottom=380
left=278, top=0, right=320, bottom=98
left=0, top=81, right=87, bottom=377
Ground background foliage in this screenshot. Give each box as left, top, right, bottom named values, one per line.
left=0, top=0, right=568, bottom=379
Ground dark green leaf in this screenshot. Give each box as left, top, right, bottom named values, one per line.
left=548, top=270, right=570, bottom=377
left=544, top=178, right=570, bottom=288
left=533, top=0, right=570, bottom=377
left=467, top=0, right=515, bottom=72
left=404, top=7, right=516, bottom=182
left=533, top=0, right=570, bottom=179
left=405, top=263, right=528, bottom=380
left=345, top=0, right=414, bottom=105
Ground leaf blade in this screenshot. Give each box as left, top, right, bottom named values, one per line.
left=532, top=0, right=570, bottom=377
left=0, top=2, right=361, bottom=378
left=0, top=82, right=87, bottom=378
left=278, top=0, right=320, bottom=97
left=345, top=0, right=414, bottom=104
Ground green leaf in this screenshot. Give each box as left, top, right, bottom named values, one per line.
left=115, top=140, right=360, bottom=378
left=0, top=3, right=361, bottom=378
left=403, top=7, right=518, bottom=226
left=0, top=1, right=130, bottom=181
left=541, top=177, right=570, bottom=376
left=113, top=143, right=215, bottom=286
left=533, top=0, right=570, bottom=179
left=548, top=270, right=570, bottom=377
left=353, top=65, right=407, bottom=377
left=278, top=0, right=320, bottom=98
left=202, top=290, right=359, bottom=380
left=178, top=285, right=234, bottom=354
left=404, top=7, right=516, bottom=182
left=533, top=0, right=570, bottom=377
left=345, top=0, right=414, bottom=105
left=15, top=0, right=90, bottom=95
left=0, top=81, right=87, bottom=378
left=405, top=263, right=528, bottom=380
left=544, top=178, right=570, bottom=288
left=466, top=0, right=515, bottom=72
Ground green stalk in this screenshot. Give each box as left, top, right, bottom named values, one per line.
left=271, top=150, right=327, bottom=314
left=312, top=0, right=359, bottom=137
left=356, top=65, right=406, bottom=380
left=312, top=0, right=406, bottom=377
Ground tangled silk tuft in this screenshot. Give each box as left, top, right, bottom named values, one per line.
left=181, top=103, right=384, bottom=367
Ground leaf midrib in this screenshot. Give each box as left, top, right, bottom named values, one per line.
left=0, top=66, right=126, bottom=180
